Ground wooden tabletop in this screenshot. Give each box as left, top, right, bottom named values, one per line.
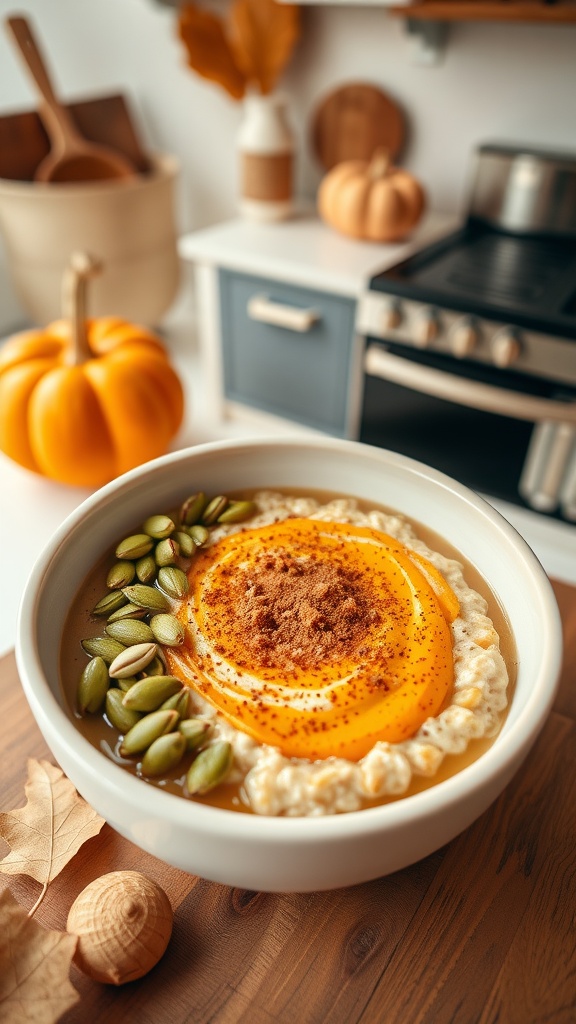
left=1, top=578, right=575, bottom=1024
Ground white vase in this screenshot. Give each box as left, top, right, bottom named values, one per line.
left=237, top=92, right=295, bottom=223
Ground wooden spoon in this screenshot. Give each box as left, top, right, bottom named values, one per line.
left=6, top=16, right=137, bottom=184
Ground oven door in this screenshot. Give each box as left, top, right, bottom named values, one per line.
left=360, top=341, right=576, bottom=521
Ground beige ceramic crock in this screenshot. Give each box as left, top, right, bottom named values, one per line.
left=0, top=152, right=181, bottom=326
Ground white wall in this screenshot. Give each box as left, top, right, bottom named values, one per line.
left=0, top=0, right=575, bottom=327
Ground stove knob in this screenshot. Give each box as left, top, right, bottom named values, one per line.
left=414, top=309, right=439, bottom=348
left=379, top=299, right=402, bottom=332
left=450, top=318, right=479, bottom=358
left=491, top=328, right=522, bottom=368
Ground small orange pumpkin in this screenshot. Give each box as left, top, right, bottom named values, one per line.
left=318, top=148, right=426, bottom=243
left=0, top=253, right=184, bottom=487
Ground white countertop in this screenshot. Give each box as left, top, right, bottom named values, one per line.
left=1, top=303, right=576, bottom=660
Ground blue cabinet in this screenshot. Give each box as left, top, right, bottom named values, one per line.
left=219, top=269, right=358, bottom=436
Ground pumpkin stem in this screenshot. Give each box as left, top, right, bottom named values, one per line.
left=62, top=252, right=102, bottom=366
left=368, top=147, right=392, bottom=180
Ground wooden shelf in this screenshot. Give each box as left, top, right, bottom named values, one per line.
left=390, top=1, right=576, bottom=20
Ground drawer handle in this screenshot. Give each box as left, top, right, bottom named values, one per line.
left=247, top=295, right=320, bottom=333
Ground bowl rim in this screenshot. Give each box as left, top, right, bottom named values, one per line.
left=0, top=151, right=180, bottom=194
left=16, top=436, right=563, bottom=839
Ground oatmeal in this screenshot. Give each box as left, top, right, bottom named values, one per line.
left=161, top=491, right=509, bottom=816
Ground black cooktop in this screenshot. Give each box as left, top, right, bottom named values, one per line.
left=370, top=220, right=576, bottom=340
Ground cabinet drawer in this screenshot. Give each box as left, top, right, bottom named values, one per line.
left=219, top=270, right=357, bottom=436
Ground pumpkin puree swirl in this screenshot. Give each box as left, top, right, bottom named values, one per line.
left=166, top=518, right=460, bottom=761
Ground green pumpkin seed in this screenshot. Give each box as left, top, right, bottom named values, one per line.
left=109, top=642, right=158, bottom=679
left=106, top=560, right=136, bottom=590
left=157, top=566, right=189, bottom=600
left=117, top=676, right=139, bottom=692
left=105, top=688, right=142, bottom=733
left=121, top=675, right=183, bottom=712
left=180, top=492, right=207, bottom=527
left=135, top=554, right=157, bottom=584
left=160, top=688, right=190, bottom=718
left=143, top=652, right=166, bottom=676
left=92, top=590, right=128, bottom=618
left=77, top=656, right=109, bottom=714
left=155, top=538, right=180, bottom=567
left=141, top=731, right=186, bottom=777
left=81, top=636, right=126, bottom=663
left=115, top=534, right=154, bottom=560
left=189, top=525, right=209, bottom=547
left=178, top=717, right=212, bottom=752
left=201, top=496, right=229, bottom=526
left=121, top=584, right=169, bottom=613
left=216, top=500, right=257, bottom=525
left=186, top=741, right=233, bottom=795
left=149, top=613, right=185, bottom=647
left=172, top=531, right=195, bottom=558
left=120, top=709, right=179, bottom=756
left=105, top=619, right=155, bottom=646
left=142, top=514, right=175, bottom=540
left=106, top=602, right=147, bottom=624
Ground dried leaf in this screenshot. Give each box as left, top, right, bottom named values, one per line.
left=0, top=759, right=105, bottom=896
left=0, top=888, right=79, bottom=1024
left=229, top=0, right=300, bottom=95
left=178, top=3, right=247, bottom=100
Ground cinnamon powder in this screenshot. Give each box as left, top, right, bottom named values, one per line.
left=204, top=548, right=381, bottom=670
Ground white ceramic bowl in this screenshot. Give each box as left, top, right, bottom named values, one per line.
left=16, top=438, right=562, bottom=892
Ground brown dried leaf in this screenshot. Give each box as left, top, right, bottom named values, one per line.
left=229, top=0, right=300, bottom=95
left=0, top=759, right=105, bottom=890
left=0, top=888, right=79, bottom=1024
left=178, top=3, right=247, bottom=100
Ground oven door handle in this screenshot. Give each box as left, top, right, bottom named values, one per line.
left=364, top=345, right=576, bottom=424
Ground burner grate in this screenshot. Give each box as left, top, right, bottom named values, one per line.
left=446, top=235, right=566, bottom=305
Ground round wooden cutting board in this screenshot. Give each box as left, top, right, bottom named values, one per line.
left=310, top=82, right=405, bottom=171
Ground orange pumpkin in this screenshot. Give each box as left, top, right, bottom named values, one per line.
left=0, top=253, right=184, bottom=487
left=318, top=148, right=426, bottom=243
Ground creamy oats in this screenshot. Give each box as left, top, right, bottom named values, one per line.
left=162, top=491, right=510, bottom=817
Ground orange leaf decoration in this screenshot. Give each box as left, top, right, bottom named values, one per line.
left=229, top=0, right=300, bottom=95
left=0, top=889, right=80, bottom=1024
left=178, top=3, right=247, bottom=100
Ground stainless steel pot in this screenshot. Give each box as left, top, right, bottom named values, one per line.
left=468, top=143, right=576, bottom=237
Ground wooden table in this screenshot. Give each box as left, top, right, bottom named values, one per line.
left=1, top=579, right=575, bottom=1024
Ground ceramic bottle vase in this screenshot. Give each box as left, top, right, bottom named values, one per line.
left=237, top=92, right=295, bottom=222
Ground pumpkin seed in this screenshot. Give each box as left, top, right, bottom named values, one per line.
left=160, top=688, right=190, bottom=718
left=107, top=602, right=147, bottom=624
left=121, top=675, right=183, bottom=712
left=121, top=584, right=169, bottom=613
left=142, top=514, right=175, bottom=540
left=105, top=688, right=141, bottom=733
left=186, top=741, right=233, bottom=795
left=92, top=590, right=128, bottom=618
left=143, top=652, right=166, bottom=676
left=117, top=676, right=139, bottom=692
left=216, top=500, right=257, bottom=525
left=120, top=709, right=179, bottom=756
left=106, top=560, right=136, bottom=590
left=105, top=619, right=155, bottom=646
left=172, top=531, right=195, bottom=558
left=157, top=566, right=189, bottom=600
left=180, top=492, right=207, bottom=527
left=109, top=642, right=158, bottom=679
left=115, top=534, right=154, bottom=560
left=155, top=538, right=180, bottom=567
left=189, top=525, right=209, bottom=547
left=149, top=613, right=185, bottom=647
left=135, top=554, right=157, bottom=584
left=178, top=717, right=212, bottom=752
left=77, top=656, right=109, bottom=714
left=81, top=636, right=126, bottom=663
left=201, top=496, right=229, bottom=526
left=141, top=731, right=186, bottom=777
